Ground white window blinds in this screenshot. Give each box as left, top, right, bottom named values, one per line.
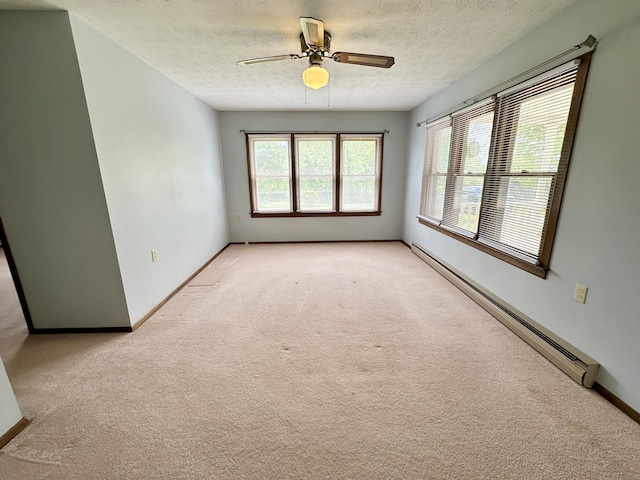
left=442, top=101, right=495, bottom=236
left=419, top=54, right=590, bottom=276
left=478, top=64, right=579, bottom=264
left=420, top=118, right=451, bottom=222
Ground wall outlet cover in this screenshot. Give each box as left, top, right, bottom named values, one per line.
left=574, top=284, right=588, bottom=304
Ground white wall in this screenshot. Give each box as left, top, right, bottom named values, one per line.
left=0, top=11, right=130, bottom=329
left=403, top=0, right=640, bottom=412
left=219, top=111, right=408, bottom=242
left=70, top=16, right=229, bottom=325
left=0, top=358, right=22, bottom=439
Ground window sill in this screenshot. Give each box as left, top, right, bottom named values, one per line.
left=417, top=217, right=548, bottom=278
left=251, top=211, right=382, bottom=218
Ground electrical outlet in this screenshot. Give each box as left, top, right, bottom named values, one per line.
left=151, top=249, right=158, bottom=262
left=574, top=284, right=588, bottom=304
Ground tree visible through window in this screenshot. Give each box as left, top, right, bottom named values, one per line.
left=296, top=136, right=335, bottom=212
left=341, top=136, right=381, bottom=212
left=247, top=133, right=383, bottom=216
left=251, top=137, right=291, bottom=212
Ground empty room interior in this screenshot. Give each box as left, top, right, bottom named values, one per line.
left=1, top=0, right=640, bottom=478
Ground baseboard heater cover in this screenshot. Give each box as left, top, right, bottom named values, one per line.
left=411, top=243, right=599, bottom=388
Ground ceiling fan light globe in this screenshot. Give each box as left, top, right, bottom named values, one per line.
left=302, top=65, right=329, bottom=89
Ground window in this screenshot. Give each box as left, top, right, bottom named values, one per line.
left=296, top=135, right=336, bottom=212
left=341, top=135, right=382, bottom=212
left=424, top=100, right=494, bottom=236
left=248, top=135, right=292, bottom=213
left=419, top=54, right=591, bottom=277
left=247, top=132, right=383, bottom=216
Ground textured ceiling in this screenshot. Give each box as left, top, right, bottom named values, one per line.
left=0, top=0, right=576, bottom=111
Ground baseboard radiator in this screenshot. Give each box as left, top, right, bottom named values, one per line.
left=411, top=243, right=599, bottom=388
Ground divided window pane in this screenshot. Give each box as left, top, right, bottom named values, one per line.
left=341, top=136, right=382, bottom=212
left=442, top=105, right=494, bottom=235
left=420, top=119, right=451, bottom=221
left=249, top=136, right=292, bottom=213
left=296, top=136, right=336, bottom=212
left=478, top=67, right=578, bottom=264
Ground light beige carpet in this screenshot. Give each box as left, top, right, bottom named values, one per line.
left=0, top=243, right=639, bottom=479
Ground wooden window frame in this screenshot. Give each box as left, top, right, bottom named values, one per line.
left=419, top=53, right=592, bottom=278
left=442, top=101, right=495, bottom=236
left=247, top=134, right=293, bottom=214
left=246, top=132, right=384, bottom=218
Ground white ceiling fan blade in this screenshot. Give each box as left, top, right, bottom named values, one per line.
left=237, top=54, right=301, bottom=66
left=300, top=17, right=324, bottom=48
left=332, top=52, right=395, bottom=68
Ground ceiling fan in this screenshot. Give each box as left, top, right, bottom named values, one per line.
left=237, top=17, right=395, bottom=90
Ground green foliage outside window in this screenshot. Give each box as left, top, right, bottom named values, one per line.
left=342, top=140, right=378, bottom=209
left=254, top=140, right=291, bottom=210
left=249, top=133, right=382, bottom=214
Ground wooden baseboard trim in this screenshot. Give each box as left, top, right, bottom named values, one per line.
left=0, top=417, right=30, bottom=450
left=237, top=239, right=403, bottom=245
left=131, top=243, right=231, bottom=331
left=593, top=382, right=640, bottom=425
left=29, top=244, right=231, bottom=334
left=31, top=326, right=132, bottom=334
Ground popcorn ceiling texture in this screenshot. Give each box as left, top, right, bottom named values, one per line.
left=0, top=0, right=575, bottom=110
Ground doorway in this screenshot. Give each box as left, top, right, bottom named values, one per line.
left=0, top=217, right=34, bottom=333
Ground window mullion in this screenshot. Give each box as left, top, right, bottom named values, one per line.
left=377, top=134, right=384, bottom=213
left=336, top=134, right=341, bottom=212
left=291, top=133, right=298, bottom=212
left=245, top=133, right=256, bottom=213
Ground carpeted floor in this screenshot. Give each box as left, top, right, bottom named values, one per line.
left=0, top=242, right=639, bottom=479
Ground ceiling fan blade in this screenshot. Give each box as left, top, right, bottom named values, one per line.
left=237, top=54, right=301, bottom=66
left=332, top=52, right=395, bottom=68
left=300, top=17, right=324, bottom=48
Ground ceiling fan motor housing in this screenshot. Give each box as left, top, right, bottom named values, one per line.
left=299, top=32, right=332, bottom=56
left=308, top=52, right=324, bottom=66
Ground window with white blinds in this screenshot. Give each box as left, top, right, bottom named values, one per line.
left=419, top=53, right=591, bottom=277
left=421, top=118, right=451, bottom=222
